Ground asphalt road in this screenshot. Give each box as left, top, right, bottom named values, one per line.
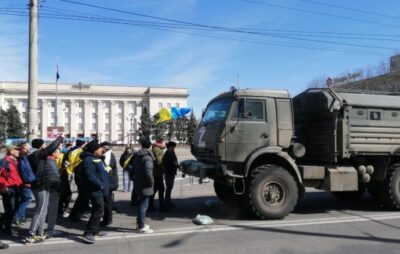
left=2, top=147, right=400, bottom=254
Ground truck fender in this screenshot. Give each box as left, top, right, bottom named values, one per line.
left=244, top=146, right=303, bottom=185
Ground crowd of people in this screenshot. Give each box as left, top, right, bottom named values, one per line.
left=0, top=136, right=180, bottom=248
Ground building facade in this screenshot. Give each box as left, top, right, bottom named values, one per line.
left=0, top=81, right=188, bottom=143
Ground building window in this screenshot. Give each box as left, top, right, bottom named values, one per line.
left=105, top=123, right=110, bottom=131
left=64, top=112, right=69, bottom=120
left=167, top=103, right=171, bottom=108
left=105, top=113, right=110, bottom=119
left=118, top=133, right=122, bottom=141
left=64, top=123, right=69, bottom=130
left=158, top=102, right=163, bottom=109
left=92, top=113, right=97, bottom=120
left=22, top=100, right=28, bottom=109
left=105, top=134, right=110, bottom=141
left=175, top=103, right=180, bottom=108
left=117, top=123, right=122, bottom=130
left=92, top=123, right=97, bottom=130
left=78, top=123, right=83, bottom=130
left=50, top=112, right=55, bottom=120
left=78, top=112, right=83, bottom=119
left=50, top=101, right=56, bottom=108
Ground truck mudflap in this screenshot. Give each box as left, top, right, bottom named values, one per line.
left=180, top=160, right=218, bottom=179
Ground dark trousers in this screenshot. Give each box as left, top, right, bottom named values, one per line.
left=102, top=193, right=113, bottom=225
left=58, top=170, right=72, bottom=214
left=84, top=196, right=104, bottom=236
left=149, top=177, right=165, bottom=209
left=165, top=174, right=175, bottom=205
left=136, top=194, right=149, bottom=229
left=70, top=184, right=89, bottom=218
left=1, top=187, right=21, bottom=232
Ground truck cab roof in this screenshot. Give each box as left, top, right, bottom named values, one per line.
left=210, top=88, right=290, bottom=104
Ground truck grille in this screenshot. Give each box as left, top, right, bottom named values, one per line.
left=192, top=146, right=215, bottom=158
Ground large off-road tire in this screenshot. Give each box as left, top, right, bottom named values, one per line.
left=246, top=164, right=298, bottom=219
left=214, top=181, right=241, bottom=206
left=378, top=163, right=400, bottom=209
left=332, top=187, right=366, bottom=201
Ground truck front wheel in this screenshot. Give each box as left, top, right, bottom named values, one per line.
left=247, top=164, right=298, bottom=219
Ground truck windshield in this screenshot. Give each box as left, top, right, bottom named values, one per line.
left=201, top=97, right=232, bottom=124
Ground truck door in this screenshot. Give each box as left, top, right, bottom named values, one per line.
left=225, top=98, right=270, bottom=163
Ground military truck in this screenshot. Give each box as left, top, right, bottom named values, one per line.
left=180, top=88, right=400, bottom=219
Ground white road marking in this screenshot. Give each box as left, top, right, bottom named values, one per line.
left=6, top=212, right=400, bottom=248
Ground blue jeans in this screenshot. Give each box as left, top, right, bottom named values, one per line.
left=16, top=187, right=32, bottom=221
left=165, top=174, right=175, bottom=204
left=123, top=170, right=131, bottom=190
left=136, top=195, right=149, bottom=229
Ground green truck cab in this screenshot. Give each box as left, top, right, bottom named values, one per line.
left=180, top=88, right=400, bottom=219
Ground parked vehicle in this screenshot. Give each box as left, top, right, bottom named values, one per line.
left=181, top=88, right=400, bottom=219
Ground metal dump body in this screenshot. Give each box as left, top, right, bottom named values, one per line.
left=293, top=88, right=400, bottom=163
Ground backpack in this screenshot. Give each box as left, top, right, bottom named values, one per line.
left=18, top=156, right=36, bottom=184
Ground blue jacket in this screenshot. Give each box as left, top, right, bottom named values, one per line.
left=81, top=152, right=110, bottom=198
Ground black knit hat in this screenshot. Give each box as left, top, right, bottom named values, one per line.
left=166, top=141, right=177, bottom=148
left=85, top=139, right=101, bottom=154
left=32, top=139, right=44, bottom=149
left=76, top=139, right=85, bottom=147
left=140, top=138, right=152, bottom=149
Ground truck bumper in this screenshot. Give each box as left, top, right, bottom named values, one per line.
left=180, top=160, right=218, bottom=179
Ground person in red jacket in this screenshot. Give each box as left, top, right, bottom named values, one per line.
left=0, top=145, right=24, bottom=236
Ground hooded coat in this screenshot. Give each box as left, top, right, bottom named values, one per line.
left=133, top=149, right=155, bottom=196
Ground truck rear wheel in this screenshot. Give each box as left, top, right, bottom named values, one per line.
left=378, top=163, right=400, bottom=209
left=247, top=164, right=298, bottom=219
left=214, top=181, right=241, bottom=206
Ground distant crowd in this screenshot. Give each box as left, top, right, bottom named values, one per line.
left=0, top=136, right=180, bottom=248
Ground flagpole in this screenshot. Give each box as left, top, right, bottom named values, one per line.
left=55, top=57, right=59, bottom=127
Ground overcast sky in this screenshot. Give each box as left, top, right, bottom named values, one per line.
left=1, top=0, right=399, bottom=116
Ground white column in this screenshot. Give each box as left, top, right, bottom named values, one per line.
left=84, top=100, right=91, bottom=138
left=110, top=101, right=117, bottom=141
left=41, top=99, right=48, bottom=138
left=123, top=101, right=129, bottom=144
left=70, top=99, right=77, bottom=138
left=97, top=100, right=104, bottom=142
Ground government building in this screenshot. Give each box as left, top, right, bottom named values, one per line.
left=0, top=81, right=189, bottom=143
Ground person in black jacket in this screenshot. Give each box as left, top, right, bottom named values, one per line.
left=100, top=142, right=118, bottom=227
left=26, top=136, right=63, bottom=243
left=80, top=139, right=109, bottom=244
left=134, top=138, right=154, bottom=234
left=163, top=141, right=179, bottom=208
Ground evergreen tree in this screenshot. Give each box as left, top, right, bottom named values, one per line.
left=167, top=120, right=175, bottom=141
left=151, top=114, right=168, bottom=141
left=187, top=111, right=197, bottom=145
left=0, top=109, right=7, bottom=144
left=174, top=117, right=188, bottom=144
left=137, top=107, right=152, bottom=141
left=6, top=105, right=24, bottom=139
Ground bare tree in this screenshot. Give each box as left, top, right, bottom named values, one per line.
left=307, top=75, right=327, bottom=88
